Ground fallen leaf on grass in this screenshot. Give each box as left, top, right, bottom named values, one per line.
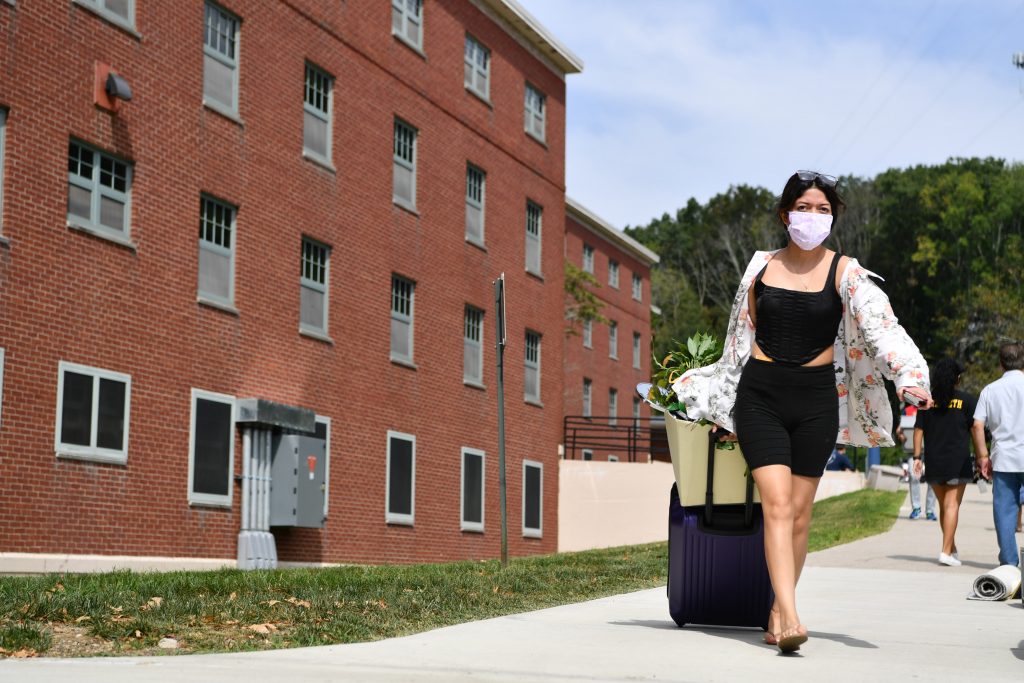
left=75, top=615, right=91, bottom=623
left=141, top=597, right=163, bottom=611
left=228, top=592, right=238, bottom=602
left=10, top=649, right=38, bottom=658
left=246, top=623, right=278, bottom=635
left=286, top=597, right=311, bottom=609
left=264, top=599, right=281, bottom=607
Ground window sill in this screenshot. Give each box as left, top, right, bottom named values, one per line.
left=465, top=86, right=492, bottom=108
left=461, top=525, right=484, bottom=534
left=525, top=269, right=544, bottom=282
left=67, top=220, right=137, bottom=251
left=464, top=380, right=486, bottom=391
left=523, top=529, right=543, bottom=539
left=72, top=0, right=141, bottom=40
left=386, top=516, right=414, bottom=527
left=197, top=297, right=240, bottom=316
left=56, top=449, right=127, bottom=466
left=392, top=32, right=427, bottom=60
left=300, top=327, right=334, bottom=345
left=524, top=398, right=544, bottom=408
left=466, top=237, right=487, bottom=252
left=526, top=129, right=548, bottom=148
left=188, top=498, right=232, bottom=509
left=393, top=198, right=419, bottom=216
left=302, top=150, right=336, bottom=173
left=0, top=235, right=9, bottom=248
left=203, top=101, right=244, bottom=127
left=391, top=357, right=418, bottom=370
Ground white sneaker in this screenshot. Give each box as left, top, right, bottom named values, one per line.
left=938, top=552, right=962, bottom=567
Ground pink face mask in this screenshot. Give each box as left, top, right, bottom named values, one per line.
left=787, top=212, right=833, bottom=250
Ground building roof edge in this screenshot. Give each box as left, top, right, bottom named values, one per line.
left=565, top=196, right=661, bottom=266
left=478, top=0, right=584, bottom=75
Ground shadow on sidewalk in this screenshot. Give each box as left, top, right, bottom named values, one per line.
left=608, top=620, right=877, bottom=650
left=888, top=554, right=992, bottom=570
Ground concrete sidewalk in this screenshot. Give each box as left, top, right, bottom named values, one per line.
left=2, top=484, right=1022, bottom=682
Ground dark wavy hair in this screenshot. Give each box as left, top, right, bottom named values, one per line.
left=776, top=172, right=846, bottom=228
left=929, top=358, right=963, bottom=412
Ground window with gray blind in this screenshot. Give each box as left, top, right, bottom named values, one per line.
left=461, top=447, right=484, bottom=532
left=393, top=119, right=417, bottom=209
left=464, top=35, right=490, bottom=100
left=466, top=164, right=485, bottom=245
left=582, top=243, right=594, bottom=274
left=300, top=237, right=330, bottom=335
left=522, top=460, right=542, bottom=538
left=609, top=321, right=618, bottom=359
left=67, top=140, right=132, bottom=240
left=303, top=63, right=333, bottom=164
left=582, top=378, right=592, bottom=417
left=524, top=331, right=541, bottom=403
left=608, top=388, right=618, bottom=426
left=198, top=195, right=236, bottom=307
left=582, top=318, right=592, bottom=349
left=55, top=362, right=131, bottom=464
left=632, top=273, right=643, bottom=301
left=464, top=306, right=483, bottom=386
left=524, top=83, right=546, bottom=142
left=633, top=332, right=642, bottom=369
left=203, top=2, right=240, bottom=116
left=386, top=431, right=415, bottom=525
left=391, top=275, right=415, bottom=363
left=608, top=260, right=619, bottom=288
left=633, top=396, right=641, bottom=420
left=78, top=0, right=134, bottom=28
left=188, top=389, right=235, bottom=506
left=391, top=0, right=423, bottom=50
left=525, top=201, right=542, bottom=276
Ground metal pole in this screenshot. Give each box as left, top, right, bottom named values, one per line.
left=494, top=274, right=508, bottom=566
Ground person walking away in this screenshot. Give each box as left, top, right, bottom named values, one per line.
left=900, top=406, right=938, bottom=520
left=674, top=171, right=931, bottom=652
left=912, top=359, right=976, bottom=566
left=972, top=342, right=1024, bottom=567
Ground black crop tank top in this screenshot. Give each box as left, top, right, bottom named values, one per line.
left=753, top=252, right=843, bottom=366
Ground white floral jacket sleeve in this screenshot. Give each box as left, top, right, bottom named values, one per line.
left=671, top=250, right=930, bottom=447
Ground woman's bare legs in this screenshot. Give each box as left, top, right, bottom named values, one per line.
left=765, top=472, right=820, bottom=641
left=930, top=483, right=967, bottom=555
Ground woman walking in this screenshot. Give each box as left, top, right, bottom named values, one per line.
left=674, top=171, right=931, bottom=653
left=913, top=359, right=977, bottom=566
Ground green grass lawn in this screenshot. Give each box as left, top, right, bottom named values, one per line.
left=0, top=488, right=904, bottom=658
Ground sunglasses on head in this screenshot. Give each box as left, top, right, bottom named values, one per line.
left=796, top=170, right=838, bottom=187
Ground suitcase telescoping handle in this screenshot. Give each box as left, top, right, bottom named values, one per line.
left=703, top=428, right=756, bottom=528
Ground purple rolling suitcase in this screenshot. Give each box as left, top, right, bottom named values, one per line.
left=667, top=432, right=774, bottom=629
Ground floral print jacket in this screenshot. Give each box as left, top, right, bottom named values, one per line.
left=672, top=250, right=930, bottom=447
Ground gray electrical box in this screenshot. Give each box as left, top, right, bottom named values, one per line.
left=270, top=433, right=326, bottom=528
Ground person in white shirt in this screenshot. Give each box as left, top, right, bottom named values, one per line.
left=971, top=342, right=1024, bottom=567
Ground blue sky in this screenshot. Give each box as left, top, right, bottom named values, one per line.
left=525, top=0, right=1024, bottom=228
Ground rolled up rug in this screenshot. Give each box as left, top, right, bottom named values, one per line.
left=968, top=564, right=1022, bottom=601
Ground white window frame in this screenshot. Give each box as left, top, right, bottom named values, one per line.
left=608, top=260, right=620, bottom=289
left=632, top=273, right=643, bottom=302
left=75, top=0, right=135, bottom=31
left=524, top=83, right=546, bottom=143
left=464, top=305, right=484, bottom=387
left=522, top=459, right=543, bottom=538
left=67, top=139, right=133, bottom=242
left=300, top=236, right=330, bottom=337
left=203, top=1, right=241, bottom=118
left=303, top=62, right=333, bottom=166
left=198, top=194, right=237, bottom=308
left=391, top=0, right=423, bottom=51
left=608, top=388, right=618, bottom=426
left=582, top=318, right=592, bottom=349
left=465, top=163, right=485, bottom=246
left=390, top=275, right=415, bottom=364
left=609, top=321, right=618, bottom=360
left=524, top=330, right=541, bottom=404
left=633, top=332, right=642, bottom=369
left=582, top=378, right=592, bottom=417
left=316, top=415, right=331, bottom=517
left=460, top=447, right=485, bottom=532
left=632, top=397, right=641, bottom=420
left=582, top=449, right=593, bottom=461
left=608, top=455, right=619, bottom=463
left=392, top=118, right=417, bottom=211
left=386, top=430, right=416, bottom=525
left=188, top=388, right=235, bottom=507
left=464, top=34, right=490, bottom=101
left=582, top=243, right=594, bottom=274
left=525, top=201, right=542, bottom=276
left=55, top=361, right=132, bottom=465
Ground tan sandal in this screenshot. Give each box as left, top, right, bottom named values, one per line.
left=777, top=625, right=808, bottom=653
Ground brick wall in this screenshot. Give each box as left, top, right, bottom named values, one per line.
left=0, top=0, right=569, bottom=564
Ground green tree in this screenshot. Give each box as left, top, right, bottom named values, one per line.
left=564, top=260, right=609, bottom=336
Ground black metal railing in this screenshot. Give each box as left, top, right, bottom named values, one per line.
left=562, top=415, right=671, bottom=463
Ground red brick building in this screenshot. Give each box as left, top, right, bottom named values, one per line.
left=563, top=197, right=659, bottom=462
left=0, top=0, right=583, bottom=570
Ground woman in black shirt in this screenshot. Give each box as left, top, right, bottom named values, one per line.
left=913, top=358, right=977, bottom=566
